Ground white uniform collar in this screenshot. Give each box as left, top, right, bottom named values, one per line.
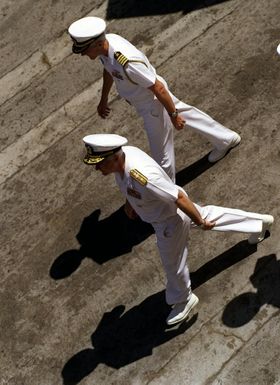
left=99, top=35, right=114, bottom=65
left=107, top=36, right=115, bottom=66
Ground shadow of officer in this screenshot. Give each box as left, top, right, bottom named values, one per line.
left=222, top=253, right=280, bottom=327
left=61, top=290, right=198, bottom=384
left=50, top=154, right=218, bottom=280
left=61, top=241, right=260, bottom=383
left=106, top=0, right=231, bottom=19
left=50, top=206, right=154, bottom=279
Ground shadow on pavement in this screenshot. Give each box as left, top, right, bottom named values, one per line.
left=175, top=153, right=215, bottom=187
left=49, top=153, right=214, bottom=280
left=190, top=240, right=257, bottom=289
left=61, top=239, right=258, bottom=384
left=106, top=0, right=230, bottom=19
left=62, top=291, right=198, bottom=384
left=222, top=253, right=280, bottom=327
left=49, top=205, right=154, bottom=279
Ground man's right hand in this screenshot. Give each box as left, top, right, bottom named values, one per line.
left=200, top=219, right=216, bottom=230
left=171, top=114, right=186, bottom=130
left=97, top=100, right=111, bottom=119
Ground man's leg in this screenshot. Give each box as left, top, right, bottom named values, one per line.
left=193, top=204, right=274, bottom=243
left=155, top=212, right=199, bottom=325
left=141, top=100, right=176, bottom=182
left=171, top=94, right=241, bottom=163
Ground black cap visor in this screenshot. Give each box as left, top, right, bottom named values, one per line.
left=71, top=33, right=104, bottom=54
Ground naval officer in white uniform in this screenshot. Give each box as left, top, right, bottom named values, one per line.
left=82, top=133, right=274, bottom=325
left=69, top=16, right=241, bottom=182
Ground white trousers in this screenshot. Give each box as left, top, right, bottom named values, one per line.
left=135, top=99, right=176, bottom=180
left=153, top=205, right=263, bottom=305
left=134, top=91, right=237, bottom=182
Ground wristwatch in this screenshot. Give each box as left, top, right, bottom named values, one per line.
left=168, top=109, right=178, bottom=118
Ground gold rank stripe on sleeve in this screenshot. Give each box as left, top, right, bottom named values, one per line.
left=130, top=169, right=148, bottom=186
left=114, top=51, right=149, bottom=85
left=114, top=51, right=129, bottom=66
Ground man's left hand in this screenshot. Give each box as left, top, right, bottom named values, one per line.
left=124, top=201, right=138, bottom=219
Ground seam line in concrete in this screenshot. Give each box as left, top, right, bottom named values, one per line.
left=203, top=307, right=280, bottom=385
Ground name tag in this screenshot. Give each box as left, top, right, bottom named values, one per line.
left=127, top=187, right=141, bottom=199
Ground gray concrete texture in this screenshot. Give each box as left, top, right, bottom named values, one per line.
left=1, top=0, right=280, bottom=384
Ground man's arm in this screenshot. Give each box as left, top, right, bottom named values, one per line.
left=176, top=190, right=215, bottom=230
left=97, top=69, right=114, bottom=118
left=124, top=199, right=138, bottom=219
left=148, top=79, right=186, bottom=130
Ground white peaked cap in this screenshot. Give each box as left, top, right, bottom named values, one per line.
left=82, top=134, right=128, bottom=164
left=68, top=17, right=106, bottom=53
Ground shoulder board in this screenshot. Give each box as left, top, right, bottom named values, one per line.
left=130, top=169, right=148, bottom=186
left=114, top=51, right=129, bottom=66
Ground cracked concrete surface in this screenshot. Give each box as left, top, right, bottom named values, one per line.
left=1, top=0, right=280, bottom=384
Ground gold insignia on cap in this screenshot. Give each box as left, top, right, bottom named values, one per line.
left=83, top=144, right=121, bottom=165
left=83, top=155, right=105, bottom=165
left=130, top=169, right=148, bottom=186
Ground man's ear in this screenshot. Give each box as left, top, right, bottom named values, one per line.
left=96, top=40, right=104, bottom=49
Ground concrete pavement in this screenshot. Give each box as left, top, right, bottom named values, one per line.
left=1, top=0, right=280, bottom=384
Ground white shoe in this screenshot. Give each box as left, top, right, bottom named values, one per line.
left=166, top=293, right=199, bottom=326
left=208, top=134, right=241, bottom=163
left=248, top=214, right=274, bottom=244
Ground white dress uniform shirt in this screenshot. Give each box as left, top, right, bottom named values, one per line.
left=115, top=146, right=264, bottom=305
left=115, top=145, right=180, bottom=224
left=100, top=34, right=240, bottom=182
left=100, top=34, right=157, bottom=105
